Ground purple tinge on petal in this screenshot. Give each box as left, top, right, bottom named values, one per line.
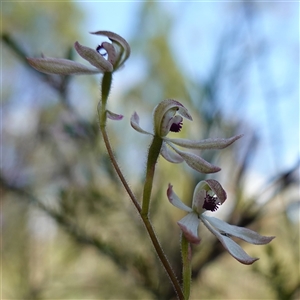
left=203, top=216, right=275, bottom=245
left=192, top=180, right=226, bottom=212
left=204, top=179, right=227, bottom=204
left=160, top=143, right=184, bottom=163
left=169, top=144, right=221, bottom=174
left=167, top=184, right=193, bottom=212
left=178, top=213, right=201, bottom=244
left=106, top=110, right=123, bottom=121
left=74, top=41, right=113, bottom=72
left=130, top=112, right=152, bottom=135
left=153, top=99, right=192, bottom=137
left=99, top=42, right=118, bottom=66
left=200, top=215, right=259, bottom=264
left=91, top=30, right=131, bottom=63
left=27, top=57, right=101, bottom=75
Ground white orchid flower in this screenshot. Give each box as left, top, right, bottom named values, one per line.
left=131, top=99, right=242, bottom=174
left=27, top=30, right=130, bottom=75
left=167, top=180, right=275, bottom=264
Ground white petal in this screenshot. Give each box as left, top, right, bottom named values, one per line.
left=201, top=216, right=258, bottom=264
left=167, top=184, right=193, bottom=212
left=130, top=112, right=152, bottom=135
left=202, top=215, right=275, bottom=245
left=160, top=143, right=184, bottom=163
left=106, top=110, right=123, bottom=121
left=27, top=57, right=101, bottom=75
left=168, top=143, right=221, bottom=173
left=165, top=135, right=243, bottom=149
left=178, top=213, right=201, bottom=244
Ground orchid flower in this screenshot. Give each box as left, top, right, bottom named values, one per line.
left=27, top=31, right=130, bottom=75
left=167, top=180, right=275, bottom=264
left=131, top=99, right=242, bottom=174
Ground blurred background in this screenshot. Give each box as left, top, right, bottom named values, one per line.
left=1, top=1, right=299, bottom=299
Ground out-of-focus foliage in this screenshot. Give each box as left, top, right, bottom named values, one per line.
left=2, top=1, right=299, bottom=300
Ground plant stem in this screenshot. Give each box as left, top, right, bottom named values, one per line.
left=181, top=234, right=192, bottom=300
left=99, top=125, right=183, bottom=299
left=98, top=73, right=184, bottom=299
left=141, top=135, right=163, bottom=215
left=99, top=126, right=141, bottom=213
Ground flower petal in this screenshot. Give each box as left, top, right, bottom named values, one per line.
left=91, top=30, right=131, bottom=64
left=195, top=180, right=227, bottom=205
left=74, top=41, right=113, bottom=72
left=178, top=213, right=201, bottom=244
left=130, top=112, right=152, bottom=135
left=202, top=215, right=275, bottom=245
left=168, top=143, right=221, bottom=173
left=153, top=99, right=192, bottom=137
left=167, top=184, right=193, bottom=212
left=160, top=143, right=184, bottom=163
left=100, top=42, right=118, bottom=66
left=27, top=57, right=101, bottom=75
left=106, top=110, right=123, bottom=121
left=166, top=135, right=243, bottom=150
left=200, top=216, right=259, bottom=264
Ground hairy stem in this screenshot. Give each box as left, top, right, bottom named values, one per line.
left=98, top=73, right=183, bottom=299
left=181, top=234, right=192, bottom=300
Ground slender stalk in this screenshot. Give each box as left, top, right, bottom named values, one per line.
left=142, top=214, right=184, bottom=300
left=100, top=127, right=141, bottom=212
left=181, top=234, right=192, bottom=300
left=99, top=125, right=183, bottom=299
left=98, top=72, right=184, bottom=299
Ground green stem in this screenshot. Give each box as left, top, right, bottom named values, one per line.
left=100, top=126, right=141, bottom=213
left=142, top=214, right=184, bottom=300
left=99, top=125, right=183, bottom=299
left=99, top=72, right=113, bottom=127
left=142, top=135, right=163, bottom=216
left=98, top=73, right=183, bottom=299
left=181, top=234, right=192, bottom=300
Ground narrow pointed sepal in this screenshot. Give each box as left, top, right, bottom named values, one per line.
left=203, top=216, right=275, bottom=245
left=74, top=41, right=113, bottom=72
left=200, top=215, right=259, bottom=264
left=178, top=213, right=201, bottom=244
left=130, top=112, right=152, bottom=135
left=167, top=184, right=193, bottom=212
left=166, top=134, right=243, bottom=150
left=214, top=231, right=259, bottom=265
left=27, top=57, right=101, bottom=75
left=168, top=144, right=221, bottom=173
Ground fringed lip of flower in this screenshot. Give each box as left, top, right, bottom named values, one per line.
left=27, top=31, right=130, bottom=75
left=130, top=99, right=243, bottom=174
left=167, top=181, right=275, bottom=265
